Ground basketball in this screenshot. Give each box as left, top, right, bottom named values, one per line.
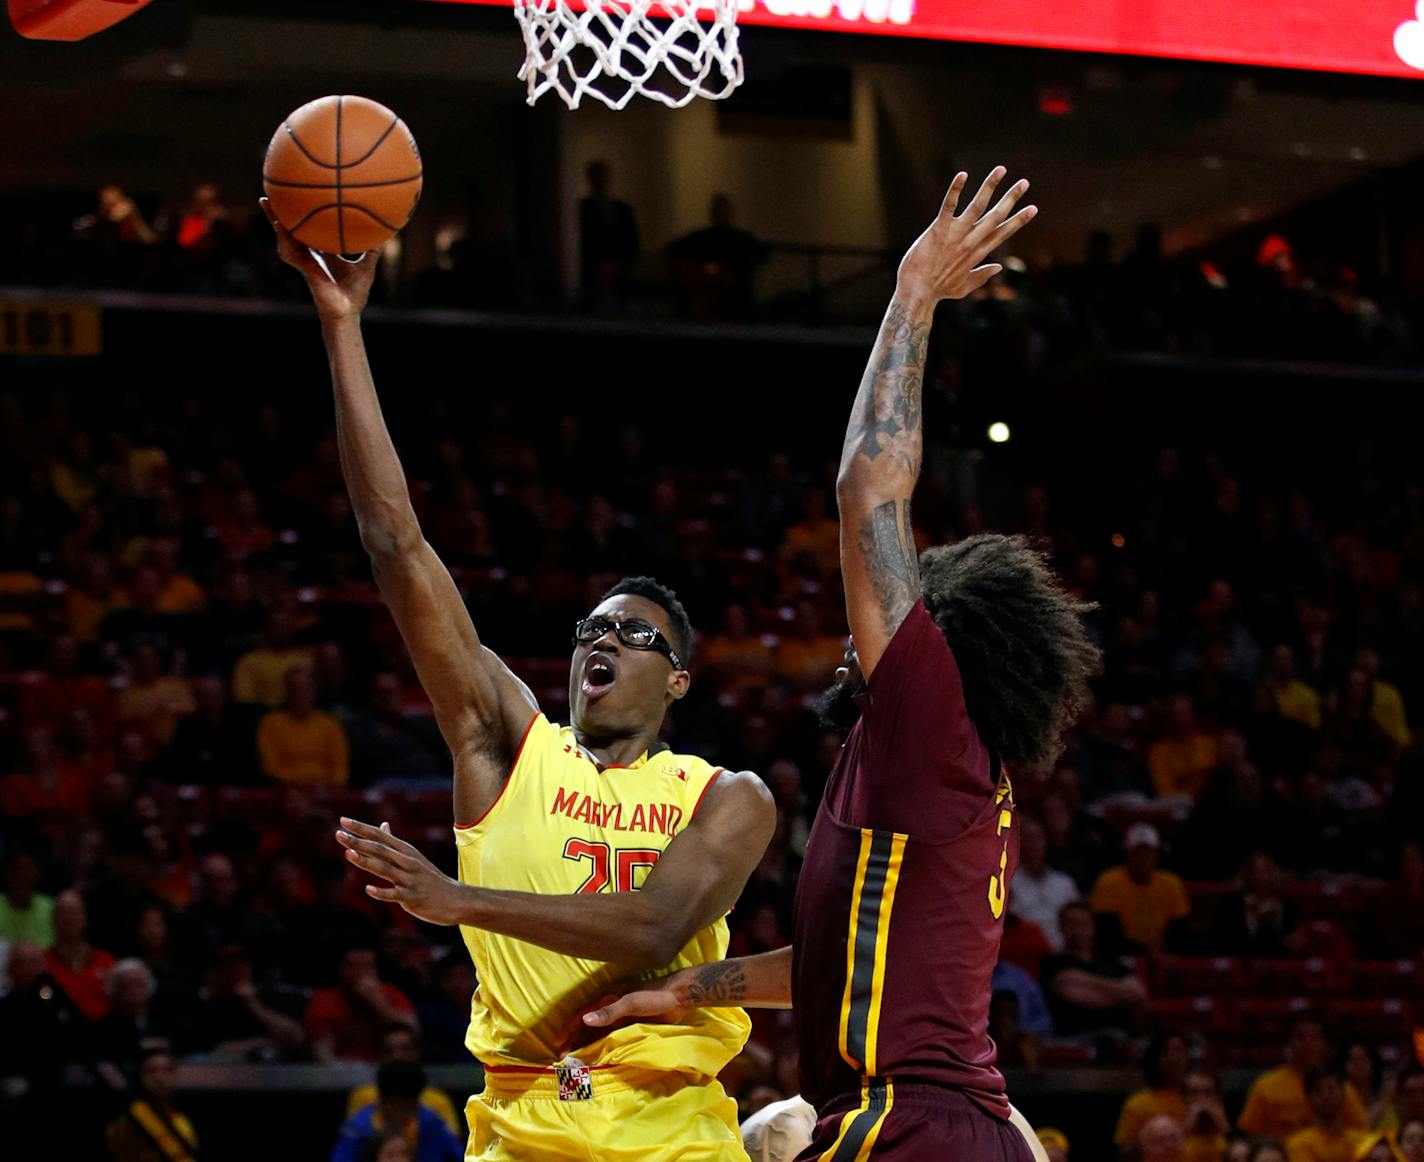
left=262, top=95, right=422, bottom=256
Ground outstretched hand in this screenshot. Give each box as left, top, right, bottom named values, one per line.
left=260, top=197, right=379, bottom=322
left=896, top=167, right=1037, bottom=305
left=581, top=965, right=699, bottom=1028
left=336, top=817, right=467, bottom=926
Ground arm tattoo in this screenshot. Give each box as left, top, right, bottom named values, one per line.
left=842, top=300, right=929, bottom=480
left=858, top=499, right=921, bottom=633
left=686, top=960, right=747, bottom=1005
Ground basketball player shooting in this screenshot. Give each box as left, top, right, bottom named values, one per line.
left=586, top=169, right=1100, bottom=1160
left=261, top=199, right=775, bottom=1161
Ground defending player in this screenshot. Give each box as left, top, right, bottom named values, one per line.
left=262, top=200, right=775, bottom=1161
left=586, top=169, right=1099, bottom=1160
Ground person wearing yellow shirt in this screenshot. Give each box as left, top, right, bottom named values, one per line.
left=779, top=489, right=840, bottom=579
left=1287, top=1069, right=1367, bottom=1162
left=1355, top=648, right=1411, bottom=750
left=1118, top=1033, right=1192, bottom=1153
left=1090, top=823, right=1190, bottom=953
left=1260, top=645, right=1322, bottom=732
left=346, top=1023, right=461, bottom=1137
left=1240, top=1015, right=1370, bottom=1142
left=1148, top=695, right=1219, bottom=799
left=257, top=667, right=349, bottom=786
left=116, top=641, right=196, bottom=750
left=232, top=607, right=311, bottom=708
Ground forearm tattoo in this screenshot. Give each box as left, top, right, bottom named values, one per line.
left=858, top=499, right=921, bottom=633
left=686, top=960, right=748, bottom=1005
left=843, top=301, right=929, bottom=479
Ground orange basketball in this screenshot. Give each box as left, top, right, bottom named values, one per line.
left=263, top=95, right=423, bottom=256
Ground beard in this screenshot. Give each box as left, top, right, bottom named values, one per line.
left=814, top=675, right=863, bottom=733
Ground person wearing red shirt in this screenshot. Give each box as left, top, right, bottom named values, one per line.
left=305, top=943, right=416, bottom=1062
left=44, top=889, right=115, bottom=1021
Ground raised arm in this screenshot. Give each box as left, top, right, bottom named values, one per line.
left=263, top=201, right=535, bottom=822
left=836, top=169, right=1036, bottom=678
left=336, top=768, right=775, bottom=969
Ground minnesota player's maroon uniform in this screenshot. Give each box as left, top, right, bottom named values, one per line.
left=793, top=601, right=1030, bottom=1160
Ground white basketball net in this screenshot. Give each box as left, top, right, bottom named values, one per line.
left=513, top=0, right=745, bottom=110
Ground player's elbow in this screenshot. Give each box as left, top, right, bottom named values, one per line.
left=358, top=513, right=422, bottom=561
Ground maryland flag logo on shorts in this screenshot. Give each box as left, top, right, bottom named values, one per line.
left=556, top=1056, right=593, bottom=1101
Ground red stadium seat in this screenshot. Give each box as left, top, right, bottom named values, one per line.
left=1326, top=999, right=1415, bottom=1047
left=1154, top=956, right=1246, bottom=995
left=1149, top=995, right=1235, bottom=1034
left=1247, top=957, right=1344, bottom=997
left=1352, top=960, right=1424, bottom=997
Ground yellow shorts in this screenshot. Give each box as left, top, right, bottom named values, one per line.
left=465, top=1064, right=750, bottom=1161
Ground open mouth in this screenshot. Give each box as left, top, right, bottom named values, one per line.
left=581, top=653, right=618, bottom=700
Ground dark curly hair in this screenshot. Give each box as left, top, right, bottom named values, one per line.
left=601, top=576, right=694, bottom=670
left=919, top=533, right=1100, bottom=772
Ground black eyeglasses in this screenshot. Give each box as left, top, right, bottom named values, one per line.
left=572, top=616, right=684, bottom=670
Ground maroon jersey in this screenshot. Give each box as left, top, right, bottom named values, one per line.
left=793, top=601, right=1018, bottom=1121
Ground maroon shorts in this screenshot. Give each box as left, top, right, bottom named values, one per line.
left=797, top=1082, right=1035, bottom=1162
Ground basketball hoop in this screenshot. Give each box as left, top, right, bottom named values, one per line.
left=8, top=0, right=153, bottom=41
left=513, top=0, right=744, bottom=110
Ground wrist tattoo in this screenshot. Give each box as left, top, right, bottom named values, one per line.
left=686, top=961, right=747, bottom=1005
left=845, top=301, right=929, bottom=478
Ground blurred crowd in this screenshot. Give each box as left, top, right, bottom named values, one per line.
left=0, top=285, right=1422, bottom=1160
left=0, top=173, right=1418, bottom=366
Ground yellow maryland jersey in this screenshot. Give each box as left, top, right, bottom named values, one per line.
left=454, top=713, right=751, bottom=1079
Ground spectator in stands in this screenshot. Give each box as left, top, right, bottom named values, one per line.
left=1117, top=1032, right=1192, bottom=1154
left=701, top=603, right=776, bottom=694
left=1398, top=1120, right=1424, bottom=1162
left=346, top=673, right=445, bottom=786
left=1324, top=670, right=1398, bottom=772
left=45, top=888, right=116, bottom=1021
left=773, top=599, right=846, bottom=693
left=1285, top=1066, right=1366, bottom=1162
left=666, top=192, right=769, bottom=320
left=365, top=1132, right=416, bottom=1162
left=1387, top=1069, right=1424, bottom=1138
left=1041, top=769, right=1117, bottom=890
left=780, top=489, right=840, bottom=580
left=1038, top=1128, right=1070, bottom=1162
left=1250, top=1143, right=1288, bottom=1162
left=1210, top=851, right=1300, bottom=957
left=1010, top=815, right=1079, bottom=951
left=1354, top=648, right=1410, bottom=751
left=19, top=633, right=116, bottom=741
left=257, top=666, right=349, bottom=786
left=1182, top=1069, right=1232, bottom=1162
left=1089, top=822, right=1190, bottom=953
left=232, top=604, right=311, bottom=708
left=1342, top=1043, right=1390, bottom=1131
left=176, top=853, right=271, bottom=967
left=215, top=488, right=274, bottom=561
left=1141, top=1114, right=1188, bottom=1162
left=1363, top=843, right=1424, bottom=960
left=145, top=539, right=205, bottom=615
left=0, top=940, right=77, bottom=1108
left=1076, top=702, right=1151, bottom=803
left=104, top=1047, right=200, bottom=1162
left=1149, top=696, right=1220, bottom=801
left=1040, top=899, right=1148, bottom=1044
left=0, top=848, right=54, bottom=948
left=330, top=1059, right=462, bottom=1162
left=93, top=958, right=183, bottom=1068
left=411, top=951, right=475, bottom=1065
left=346, top=1022, right=461, bottom=1137
left=578, top=160, right=639, bottom=312
left=116, top=641, right=195, bottom=751
left=1238, top=1014, right=1369, bottom=1141
left=164, top=674, right=257, bottom=784
left=987, top=989, right=1036, bottom=1068
left=188, top=944, right=305, bottom=1061
left=305, top=942, right=417, bottom=1062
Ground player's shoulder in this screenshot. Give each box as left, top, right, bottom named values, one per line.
left=690, top=766, right=775, bottom=829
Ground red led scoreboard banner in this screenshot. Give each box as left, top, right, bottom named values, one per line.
left=425, top=0, right=1424, bottom=79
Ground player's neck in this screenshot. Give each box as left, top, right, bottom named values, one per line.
left=573, top=727, right=661, bottom=769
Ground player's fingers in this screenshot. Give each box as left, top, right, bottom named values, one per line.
left=962, top=166, right=1007, bottom=221
left=976, top=205, right=1038, bottom=257
left=936, top=172, right=969, bottom=220
left=341, top=843, right=404, bottom=882
left=339, top=833, right=415, bottom=871
left=974, top=179, right=1029, bottom=235
left=366, top=884, right=400, bottom=902
left=962, top=264, right=1004, bottom=294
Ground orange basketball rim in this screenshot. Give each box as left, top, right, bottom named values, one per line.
left=8, top=0, right=154, bottom=41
